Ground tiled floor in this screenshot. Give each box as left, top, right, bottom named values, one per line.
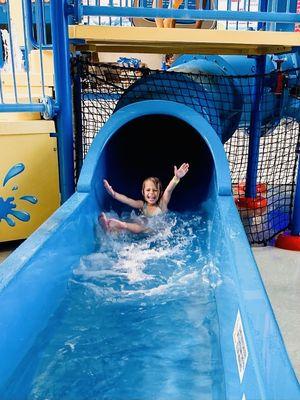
left=253, top=246, right=300, bottom=380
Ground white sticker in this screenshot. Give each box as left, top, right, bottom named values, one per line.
left=233, top=310, right=248, bottom=382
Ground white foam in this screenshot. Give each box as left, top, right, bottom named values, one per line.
left=72, top=212, right=220, bottom=300
left=201, top=261, right=223, bottom=289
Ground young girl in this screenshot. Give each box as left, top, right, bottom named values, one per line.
left=100, top=163, right=189, bottom=233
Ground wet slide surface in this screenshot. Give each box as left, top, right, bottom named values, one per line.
left=4, top=211, right=225, bottom=400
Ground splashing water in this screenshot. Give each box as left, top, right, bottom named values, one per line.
left=201, top=261, right=223, bottom=289
left=4, top=211, right=225, bottom=400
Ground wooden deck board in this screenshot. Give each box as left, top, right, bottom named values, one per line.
left=69, top=25, right=299, bottom=55
left=0, top=120, right=55, bottom=134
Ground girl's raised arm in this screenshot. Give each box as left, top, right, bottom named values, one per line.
left=160, top=163, right=189, bottom=210
left=103, top=179, right=143, bottom=209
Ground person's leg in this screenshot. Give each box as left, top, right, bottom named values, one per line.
left=99, top=213, right=148, bottom=234
left=152, top=0, right=164, bottom=28
left=123, top=222, right=149, bottom=234
left=163, top=0, right=183, bottom=27
left=99, top=213, right=127, bottom=231
left=99, top=212, right=110, bottom=230
left=163, top=18, right=176, bottom=28
left=194, top=0, right=207, bottom=29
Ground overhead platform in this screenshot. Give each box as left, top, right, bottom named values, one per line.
left=69, top=25, right=300, bottom=55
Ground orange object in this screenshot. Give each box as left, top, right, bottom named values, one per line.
left=233, top=182, right=267, bottom=196
left=275, top=233, right=300, bottom=251
left=236, top=195, right=268, bottom=210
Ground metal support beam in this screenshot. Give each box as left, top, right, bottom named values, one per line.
left=245, top=55, right=266, bottom=198
left=291, top=151, right=300, bottom=235
left=50, top=0, right=75, bottom=202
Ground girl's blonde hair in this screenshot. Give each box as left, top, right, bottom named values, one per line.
left=142, top=177, right=163, bottom=202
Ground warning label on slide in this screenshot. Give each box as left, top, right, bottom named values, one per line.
left=233, top=309, right=248, bottom=382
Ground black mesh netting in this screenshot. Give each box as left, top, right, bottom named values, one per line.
left=72, top=58, right=300, bottom=245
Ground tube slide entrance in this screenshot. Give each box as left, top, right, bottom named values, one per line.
left=102, top=114, right=213, bottom=212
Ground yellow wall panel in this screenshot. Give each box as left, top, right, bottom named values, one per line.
left=0, top=131, right=60, bottom=242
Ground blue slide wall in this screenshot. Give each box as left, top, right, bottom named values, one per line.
left=0, top=100, right=299, bottom=398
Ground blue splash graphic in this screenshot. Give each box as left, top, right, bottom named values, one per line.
left=3, top=163, right=25, bottom=186
left=0, top=197, right=30, bottom=226
left=0, top=164, right=38, bottom=227
left=20, top=195, right=38, bottom=204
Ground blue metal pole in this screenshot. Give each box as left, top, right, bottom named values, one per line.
left=73, top=56, right=84, bottom=180
left=245, top=55, right=266, bottom=198
left=291, top=151, right=300, bottom=235
left=290, top=0, right=300, bottom=234
left=50, top=0, right=75, bottom=202
left=244, top=0, right=268, bottom=199
left=22, top=0, right=52, bottom=49
left=21, top=0, right=32, bottom=100
left=257, top=0, right=268, bottom=30
left=23, top=0, right=37, bottom=50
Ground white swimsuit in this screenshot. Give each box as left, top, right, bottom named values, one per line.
left=142, top=203, right=163, bottom=217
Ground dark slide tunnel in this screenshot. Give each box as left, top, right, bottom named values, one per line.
left=101, top=114, right=215, bottom=213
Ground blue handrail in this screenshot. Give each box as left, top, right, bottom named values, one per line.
left=0, top=103, right=45, bottom=112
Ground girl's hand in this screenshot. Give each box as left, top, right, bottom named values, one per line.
left=103, top=179, right=115, bottom=198
left=174, top=163, right=189, bottom=179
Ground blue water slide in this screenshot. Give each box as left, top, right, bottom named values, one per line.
left=0, top=101, right=299, bottom=399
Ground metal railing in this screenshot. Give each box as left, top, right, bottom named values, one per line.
left=0, top=0, right=298, bottom=115
left=0, top=0, right=299, bottom=115
left=0, top=0, right=53, bottom=115
left=0, top=0, right=74, bottom=201
left=82, top=0, right=132, bottom=26
left=77, top=0, right=300, bottom=31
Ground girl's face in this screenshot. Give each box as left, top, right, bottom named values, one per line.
left=142, top=179, right=160, bottom=205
